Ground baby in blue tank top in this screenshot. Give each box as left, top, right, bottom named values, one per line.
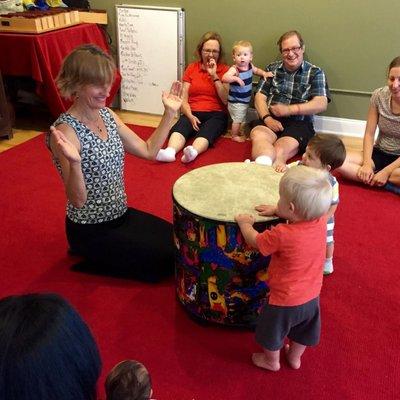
left=222, top=41, right=273, bottom=142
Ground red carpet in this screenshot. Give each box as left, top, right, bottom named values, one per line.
left=0, top=127, right=399, bottom=400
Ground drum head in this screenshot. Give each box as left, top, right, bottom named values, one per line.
left=173, top=162, right=281, bottom=222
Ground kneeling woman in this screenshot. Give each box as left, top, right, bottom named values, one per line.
left=47, top=45, right=182, bottom=281
left=338, top=56, right=400, bottom=194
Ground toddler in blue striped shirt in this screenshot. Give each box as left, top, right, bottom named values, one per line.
left=222, top=41, right=273, bottom=142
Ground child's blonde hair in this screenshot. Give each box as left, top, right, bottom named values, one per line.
left=279, top=165, right=332, bottom=221
left=232, top=40, right=253, bottom=54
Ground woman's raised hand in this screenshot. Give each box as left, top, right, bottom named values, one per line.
left=50, top=126, right=81, bottom=164
left=206, top=57, right=217, bottom=77
left=161, top=81, right=183, bottom=114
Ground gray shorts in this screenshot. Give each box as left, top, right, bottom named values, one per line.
left=228, top=102, right=249, bottom=123
left=255, top=296, right=320, bottom=351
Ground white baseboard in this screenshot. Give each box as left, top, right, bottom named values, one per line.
left=314, top=116, right=367, bottom=138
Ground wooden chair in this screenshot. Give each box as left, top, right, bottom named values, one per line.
left=0, top=70, right=14, bottom=139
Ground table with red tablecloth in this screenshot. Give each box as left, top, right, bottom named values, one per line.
left=0, top=23, right=120, bottom=117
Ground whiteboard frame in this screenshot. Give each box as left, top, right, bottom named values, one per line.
left=116, top=4, right=185, bottom=115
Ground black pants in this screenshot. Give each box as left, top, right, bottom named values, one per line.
left=66, top=208, right=174, bottom=282
left=170, top=111, right=228, bottom=146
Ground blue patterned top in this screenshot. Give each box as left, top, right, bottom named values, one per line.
left=256, top=60, right=330, bottom=122
left=48, top=108, right=127, bottom=224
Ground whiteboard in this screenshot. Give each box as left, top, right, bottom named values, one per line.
left=116, top=5, right=185, bottom=115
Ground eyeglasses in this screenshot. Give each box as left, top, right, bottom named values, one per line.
left=202, top=49, right=220, bottom=55
left=281, top=46, right=302, bottom=55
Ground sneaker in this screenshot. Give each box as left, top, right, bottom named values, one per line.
left=323, top=259, right=334, bottom=275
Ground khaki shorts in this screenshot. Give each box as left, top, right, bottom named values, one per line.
left=228, top=102, right=249, bottom=123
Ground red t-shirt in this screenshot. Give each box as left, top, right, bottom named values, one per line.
left=183, top=61, right=229, bottom=112
left=256, top=217, right=327, bottom=306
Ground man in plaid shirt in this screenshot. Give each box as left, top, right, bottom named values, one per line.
left=249, top=31, right=330, bottom=172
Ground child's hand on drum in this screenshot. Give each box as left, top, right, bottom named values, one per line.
left=235, top=214, right=258, bottom=249
left=255, top=204, right=278, bottom=216
left=235, top=213, right=255, bottom=226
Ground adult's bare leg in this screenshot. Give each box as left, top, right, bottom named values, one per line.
left=274, top=136, right=299, bottom=172
left=336, top=150, right=364, bottom=181
left=249, top=126, right=277, bottom=164
left=168, top=131, right=187, bottom=152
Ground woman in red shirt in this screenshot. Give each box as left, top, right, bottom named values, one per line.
left=156, top=31, right=229, bottom=163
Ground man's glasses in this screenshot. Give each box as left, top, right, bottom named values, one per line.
left=202, top=49, right=220, bottom=55
left=281, top=46, right=302, bottom=55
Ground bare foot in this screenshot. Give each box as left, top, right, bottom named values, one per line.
left=273, top=157, right=288, bottom=172
left=284, top=344, right=301, bottom=369
left=252, top=352, right=280, bottom=372
left=231, top=135, right=246, bottom=143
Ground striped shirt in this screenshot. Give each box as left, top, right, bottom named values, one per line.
left=288, top=161, right=338, bottom=243
left=326, top=173, right=338, bottom=244
left=228, top=64, right=254, bottom=104
left=256, top=60, right=330, bottom=122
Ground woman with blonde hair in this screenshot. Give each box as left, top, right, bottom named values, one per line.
left=47, top=44, right=183, bottom=281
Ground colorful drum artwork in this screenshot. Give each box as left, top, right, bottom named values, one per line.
left=173, top=162, right=282, bottom=327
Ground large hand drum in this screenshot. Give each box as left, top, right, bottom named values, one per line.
left=173, top=162, right=281, bottom=327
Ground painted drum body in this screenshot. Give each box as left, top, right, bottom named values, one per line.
left=173, top=163, right=282, bottom=327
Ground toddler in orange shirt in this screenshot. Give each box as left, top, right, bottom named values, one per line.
left=235, top=165, right=332, bottom=371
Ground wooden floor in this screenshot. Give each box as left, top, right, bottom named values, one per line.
left=0, top=110, right=363, bottom=153
left=0, top=110, right=160, bottom=153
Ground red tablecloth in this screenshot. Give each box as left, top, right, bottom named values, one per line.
left=0, top=23, right=120, bottom=117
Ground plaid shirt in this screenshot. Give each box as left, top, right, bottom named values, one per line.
left=256, top=60, right=330, bottom=122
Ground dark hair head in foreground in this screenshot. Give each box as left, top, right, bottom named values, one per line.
left=0, top=293, right=101, bottom=400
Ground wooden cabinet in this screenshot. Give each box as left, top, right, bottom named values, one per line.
left=0, top=71, right=14, bottom=139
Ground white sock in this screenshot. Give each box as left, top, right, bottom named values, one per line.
left=156, top=147, right=176, bottom=162
left=255, top=155, right=273, bottom=166
left=181, top=145, right=198, bottom=163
